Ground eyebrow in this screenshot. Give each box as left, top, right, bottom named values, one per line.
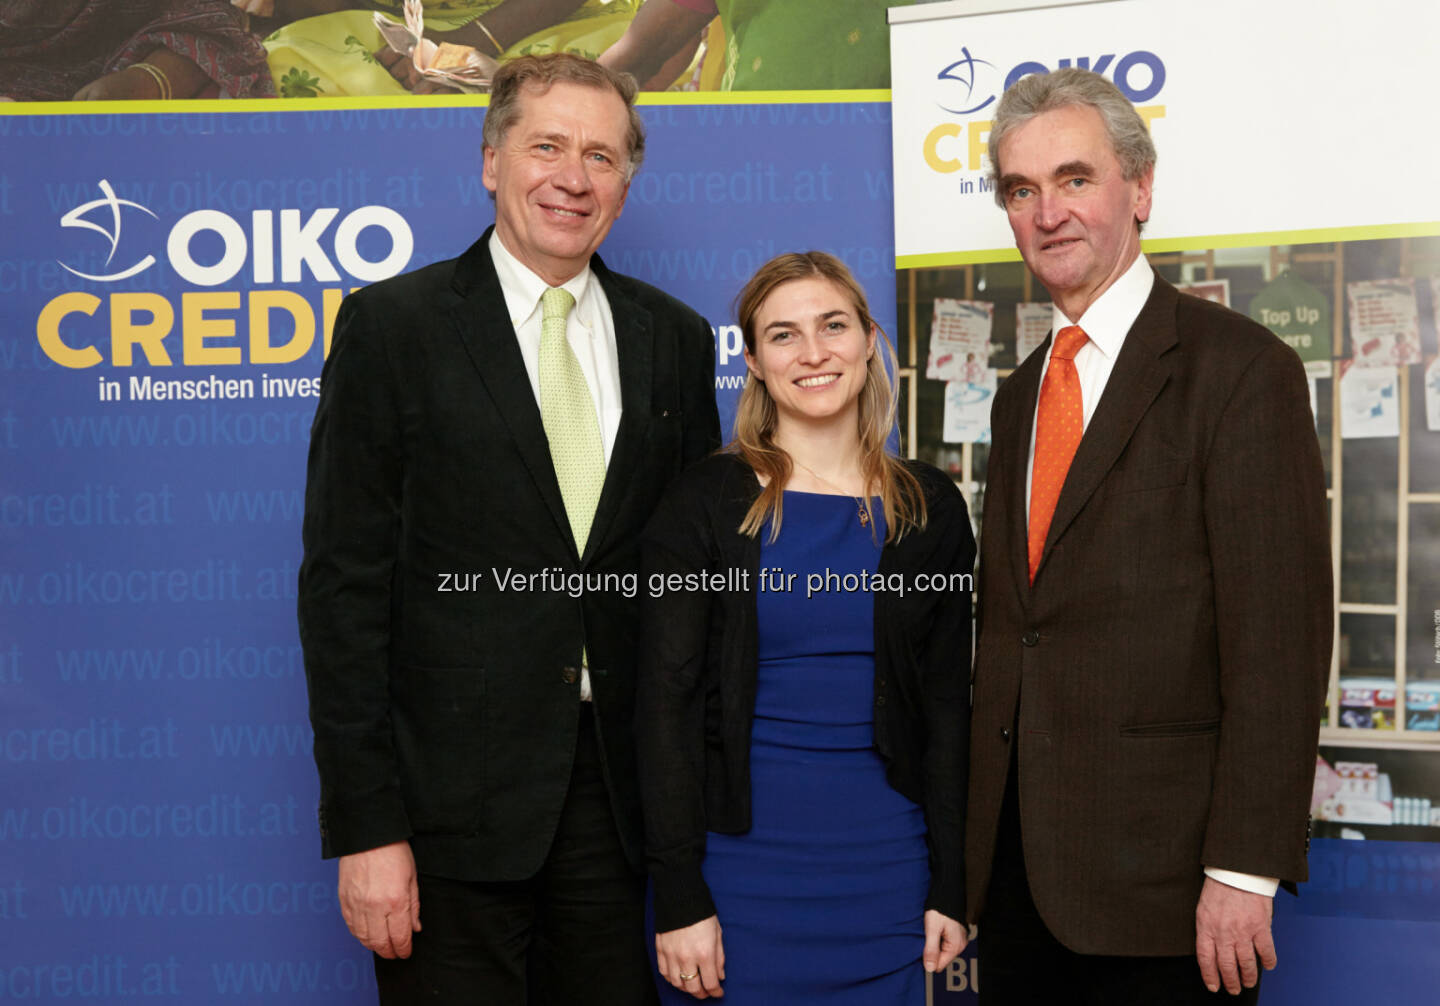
left=762, top=309, right=851, bottom=333
left=1000, top=160, right=1097, bottom=193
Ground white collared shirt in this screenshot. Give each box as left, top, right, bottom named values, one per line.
left=1019, top=251, right=1278, bottom=899
left=489, top=231, right=624, bottom=702
left=1024, top=252, right=1153, bottom=516
left=489, top=231, right=623, bottom=462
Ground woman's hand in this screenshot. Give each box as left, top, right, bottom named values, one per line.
left=923, top=909, right=967, bottom=973
left=74, top=48, right=210, bottom=101
left=656, top=914, right=725, bottom=999
left=374, top=45, right=467, bottom=95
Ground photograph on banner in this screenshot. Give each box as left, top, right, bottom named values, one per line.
left=893, top=234, right=1440, bottom=585
left=1, top=0, right=935, bottom=102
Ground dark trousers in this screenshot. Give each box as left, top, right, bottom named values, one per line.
left=979, top=751, right=1260, bottom=1006
left=375, top=706, right=658, bottom=1006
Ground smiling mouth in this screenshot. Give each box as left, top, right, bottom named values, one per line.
left=1040, top=237, right=1081, bottom=251
left=795, top=374, right=840, bottom=388
left=542, top=205, right=587, bottom=218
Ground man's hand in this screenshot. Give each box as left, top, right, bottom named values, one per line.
left=1195, top=876, right=1275, bottom=994
left=922, top=909, right=967, bottom=973
left=338, top=841, right=421, bottom=959
left=655, top=914, right=725, bottom=999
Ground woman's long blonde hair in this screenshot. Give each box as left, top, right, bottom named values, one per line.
left=729, top=251, right=927, bottom=542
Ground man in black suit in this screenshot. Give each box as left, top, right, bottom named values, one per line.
left=299, top=53, right=719, bottom=1004
left=964, top=69, right=1331, bottom=1003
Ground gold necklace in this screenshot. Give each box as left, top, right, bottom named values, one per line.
left=791, top=458, right=872, bottom=528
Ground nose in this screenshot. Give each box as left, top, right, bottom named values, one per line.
left=796, top=331, right=829, bottom=364
left=551, top=150, right=592, bottom=194
left=1034, top=188, right=1069, bottom=230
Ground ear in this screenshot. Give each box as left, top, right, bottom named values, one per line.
left=1133, top=164, right=1155, bottom=225
left=743, top=343, right=764, bottom=382
left=866, top=323, right=878, bottom=360
left=481, top=145, right=499, bottom=195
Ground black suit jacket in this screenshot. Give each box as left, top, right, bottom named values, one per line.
left=966, top=274, right=1332, bottom=956
left=298, top=229, right=720, bottom=880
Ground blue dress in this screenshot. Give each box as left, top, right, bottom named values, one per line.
left=656, top=491, right=929, bottom=1004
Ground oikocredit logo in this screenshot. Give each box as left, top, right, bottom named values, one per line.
left=934, top=46, right=1167, bottom=116
left=38, top=180, right=415, bottom=369
left=56, top=179, right=413, bottom=286
left=922, top=47, right=1168, bottom=177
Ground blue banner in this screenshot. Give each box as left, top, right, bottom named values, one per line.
left=0, top=98, right=904, bottom=1003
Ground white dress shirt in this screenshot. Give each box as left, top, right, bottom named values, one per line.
left=490, top=231, right=624, bottom=461
left=1021, top=252, right=1278, bottom=899
left=1023, top=252, right=1152, bottom=515
left=490, top=231, right=624, bottom=700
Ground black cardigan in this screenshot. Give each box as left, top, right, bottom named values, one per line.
left=636, top=453, right=975, bottom=932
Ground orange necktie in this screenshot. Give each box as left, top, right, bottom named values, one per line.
left=1028, top=325, right=1089, bottom=583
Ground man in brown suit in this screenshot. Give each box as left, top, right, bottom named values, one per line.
left=966, top=68, right=1332, bottom=1003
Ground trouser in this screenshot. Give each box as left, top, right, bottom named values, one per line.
left=375, top=705, right=658, bottom=1006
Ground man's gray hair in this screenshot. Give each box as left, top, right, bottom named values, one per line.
left=484, top=53, right=646, bottom=181
left=987, top=67, right=1156, bottom=208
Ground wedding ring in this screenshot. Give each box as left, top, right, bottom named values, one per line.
left=679, top=971, right=698, bottom=982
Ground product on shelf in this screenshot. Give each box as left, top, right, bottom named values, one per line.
left=1339, top=678, right=1398, bottom=730
left=1405, top=681, right=1440, bottom=731
left=1318, top=760, right=1393, bottom=825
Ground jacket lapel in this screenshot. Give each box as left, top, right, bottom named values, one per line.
left=1035, top=275, right=1179, bottom=579
left=583, top=253, right=654, bottom=564
left=448, top=230, right=575, bottom=557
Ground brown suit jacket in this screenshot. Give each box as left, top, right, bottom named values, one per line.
left=966, top=273, right=1332, bottom=956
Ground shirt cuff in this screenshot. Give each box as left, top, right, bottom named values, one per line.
left=1204, top=867, right=1278, bottom=897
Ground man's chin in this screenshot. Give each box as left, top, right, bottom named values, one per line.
left=1029, top=267, right=1082, bottom=298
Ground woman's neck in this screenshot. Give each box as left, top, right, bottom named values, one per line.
left=774, top=423, right=866, bottom=496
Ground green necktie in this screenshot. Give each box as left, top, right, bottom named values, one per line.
left=539, top=286, right=605, bottom=552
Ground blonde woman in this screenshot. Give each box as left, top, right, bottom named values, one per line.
left=637, top=252, right=973, bottom=1002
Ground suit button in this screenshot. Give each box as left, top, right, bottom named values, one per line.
left=561, top=666, right=579, bottom=685
left=875, top=694, right=887, bottom=707
left=1021, top=630, right=1039, bottom=647
left=1001, top=728, right=1011, bottom=742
